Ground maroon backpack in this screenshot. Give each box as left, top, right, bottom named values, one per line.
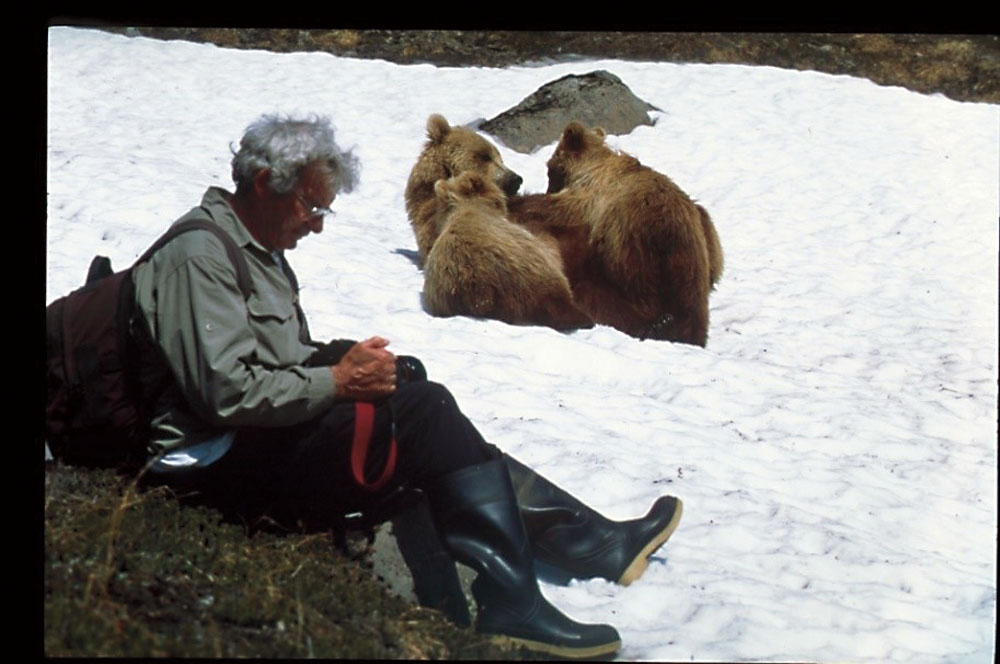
left=45, top=220, right=251, bottom=470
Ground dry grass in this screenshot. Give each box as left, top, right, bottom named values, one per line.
left=44, top=461, right=534, bottom=659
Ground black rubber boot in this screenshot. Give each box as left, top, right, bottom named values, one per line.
left=505, top=455, right=683, bottom=586
left=426, top=460, right=621, bottom=659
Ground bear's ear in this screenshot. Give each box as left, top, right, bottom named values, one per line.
left=560, top=122, right=589, bottom=154
left=593, top=126, right=606, bottom=139
left=433, top=177, right=452, bottom=199
left=427, top=114, right=451, bottom=143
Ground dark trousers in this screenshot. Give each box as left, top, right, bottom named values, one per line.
left=148, top=380, right=501, bottom=530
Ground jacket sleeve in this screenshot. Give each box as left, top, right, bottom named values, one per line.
left=153, top=252, right=337, bottom=427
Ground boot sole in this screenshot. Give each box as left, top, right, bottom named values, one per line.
left=491, top=634, right=622, bottom=659
left=617, top=497, right=683, bottom=586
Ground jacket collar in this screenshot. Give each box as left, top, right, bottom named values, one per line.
left=199, top=186, right=272, bottom=257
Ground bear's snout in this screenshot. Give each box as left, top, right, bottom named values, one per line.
left=498, top=169, right=522, bottom=196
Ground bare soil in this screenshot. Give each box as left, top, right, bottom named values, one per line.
left=106, top=29, right=1000, bottom=104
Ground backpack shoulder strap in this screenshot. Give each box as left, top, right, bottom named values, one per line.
left=277, top=252, right=301, bottom=293
left=134, top=219, right=253, bottom=300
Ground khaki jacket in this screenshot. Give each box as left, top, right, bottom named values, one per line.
left=132, top=187, right=336, bottom=454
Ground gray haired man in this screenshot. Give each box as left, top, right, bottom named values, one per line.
left=133, top=113, right=682, bottom=659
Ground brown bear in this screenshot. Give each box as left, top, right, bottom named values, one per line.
left=405, top=114, right=524, bottom=263
left=422, top=172, right=594, bottom=331
left=510, top=121, right=724, bottom=346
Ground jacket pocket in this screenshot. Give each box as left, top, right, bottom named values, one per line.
left=247, top=291, right=296, bottom=323
left=246, top=292, right=302, bottom=365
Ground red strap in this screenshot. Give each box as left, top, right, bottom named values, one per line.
left=351, top=402, right=397, bottom=491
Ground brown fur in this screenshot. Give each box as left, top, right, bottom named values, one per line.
left=507, top=193, right=652, bottom=334
left=697, top=203, right=725, bottom=288
left=422, top=173, right=594, bottom=331
left=405, top=114, right=523, bottom=262
left=510, top=122, right=724, bottom=346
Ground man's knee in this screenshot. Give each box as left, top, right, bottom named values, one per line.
left=394, top=380, right=458, bottom=414
left=390, top=380, right=498, bottom=474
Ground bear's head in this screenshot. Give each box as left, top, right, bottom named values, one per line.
left=433, top=172, right=508, bottom=218
left=419, top=114, right=523, bottom=196
left=545, top=121, right=609, bottom=194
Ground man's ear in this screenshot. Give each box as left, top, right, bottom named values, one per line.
left=252, top=169, right=272, bottom=198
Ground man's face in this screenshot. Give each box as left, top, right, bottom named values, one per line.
left=260, top=162, right=335, bottom=252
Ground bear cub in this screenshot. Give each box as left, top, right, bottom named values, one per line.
left=422, top=172, right=593, bottom=331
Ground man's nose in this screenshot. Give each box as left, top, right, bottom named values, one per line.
left=308, top=215, right=324, bottom=234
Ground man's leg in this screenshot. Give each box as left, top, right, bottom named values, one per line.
left=145, top=381, right=497, bottom=529
left=293, top=380, right=621, bottom=657
left=276, top=381, right=499, bottom=508
left=157, top=380, right=623, bottom=657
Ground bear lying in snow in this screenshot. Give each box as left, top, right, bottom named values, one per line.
left=422, top=172, right=594, bottom=331
left=510, top=122, right=724, bottom=346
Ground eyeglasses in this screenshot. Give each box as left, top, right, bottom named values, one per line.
left=295, top=191, right=335, bottom=219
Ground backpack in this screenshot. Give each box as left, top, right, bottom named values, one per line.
left=45, top=220, right=252, bottom=470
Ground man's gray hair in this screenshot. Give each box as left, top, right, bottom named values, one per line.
left=231, top=113, right=361, bottom=195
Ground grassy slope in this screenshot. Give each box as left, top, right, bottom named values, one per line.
left=43, top=462, right=533, bottom=658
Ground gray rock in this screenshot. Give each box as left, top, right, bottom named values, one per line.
left=478, top=70, right=659, bottom=153
left=369, top=522, right=477, bottom=618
